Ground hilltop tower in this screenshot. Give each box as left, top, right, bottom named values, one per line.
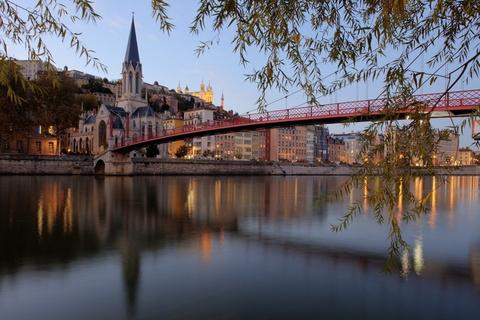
left=117, top=16, right=145, bottom=113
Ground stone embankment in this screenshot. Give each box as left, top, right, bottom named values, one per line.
left=131, top=158, right=357, bottom=175
left=1, top=155, right=480, bottom=176
left=0, top=154, right=93, bottom=175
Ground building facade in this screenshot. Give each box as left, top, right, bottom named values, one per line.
left=458, top=148, right=475, bottom=165
left=313, top=125, right=329, bottom=162
left=268, top=126, right=313, bottom=162
left=177, top=81, right=214, bottom=104
left=327, top=136, right=346, bottom=163
left=15, top=60, right=54, bottom=80
left=434, top=130, right=460, bottom=166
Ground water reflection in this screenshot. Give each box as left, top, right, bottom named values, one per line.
left=0, top=176, right=479, bottom=319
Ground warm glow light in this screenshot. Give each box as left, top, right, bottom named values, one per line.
left=414, top=239, right=424, bottom=275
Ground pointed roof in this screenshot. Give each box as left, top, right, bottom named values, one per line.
left=124, top=17, right=140, bottom=65
left=131, top=106, right=155, bottom=118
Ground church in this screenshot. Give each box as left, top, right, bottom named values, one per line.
left=69, top=17, right=166, bottom=155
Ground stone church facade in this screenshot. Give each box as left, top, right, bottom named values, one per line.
left=69, top=17, right=166, bottom=155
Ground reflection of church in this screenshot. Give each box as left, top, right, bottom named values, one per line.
left=69, top=17, right=165, bottom=155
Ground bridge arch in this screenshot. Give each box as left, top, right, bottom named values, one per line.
left=94, top=160, right=105, bottom=175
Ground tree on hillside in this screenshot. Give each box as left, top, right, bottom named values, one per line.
left=76, top=94, right=99, bottom=111
left=81, top=79, right=113, bottom=94
left=146, top=144, right=160, bottom=158
left=175, top=145, right=188, bottom=158
left=0, top=60, right=37, bottom=136
left=33, top=74, right=82, bottom=138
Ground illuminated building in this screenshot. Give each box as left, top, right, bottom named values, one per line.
left=214, top=131, right=266, bottom=160
left=434, top=130, right=460, bottom=166
left=458, top=148, right=475, bottom=165
left=333, top=133, right=362, bottom=164
left=268, top=126, right=313, bottom=162
left=177, top=81, right=214, bottom=104
left=162, top=118, right=185, bottom=157
left=327, top=136, right=346, bottom=163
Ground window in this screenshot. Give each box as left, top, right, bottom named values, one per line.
left=48, top=142, right=54, bottom=153
left=135, top=72, right=139, bottom=94
left=128, top=71, right=133, bottom=93
left=36, top=141, right=41, bottom=152
left=98, top=121, right=107, bottom=148
left=16, top=140, right=23, bottom=152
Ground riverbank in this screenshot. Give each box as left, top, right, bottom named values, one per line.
left=1, top=154, right=480, bottom=175
left=0, top=154, right=93, bottom=175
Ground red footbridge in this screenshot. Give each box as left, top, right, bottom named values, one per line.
left=113, top=89, right=480, bottom=153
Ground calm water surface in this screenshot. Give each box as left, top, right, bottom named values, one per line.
left=0, top=176, right=479, bottom=319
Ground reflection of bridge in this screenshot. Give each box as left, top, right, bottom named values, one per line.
left=113, top=89, right=480, bottom=153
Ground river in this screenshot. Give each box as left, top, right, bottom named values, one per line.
left=0, top=176, right=479, bottom=319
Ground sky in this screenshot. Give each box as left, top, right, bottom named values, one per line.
left=7, top=0, right=479, bottom=148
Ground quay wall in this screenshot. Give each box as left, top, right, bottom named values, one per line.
left=131, top=159, right=357, bottom=175
left=1, top=155, right=480, bottom=176
left=0, top=155, right=94, bottom=175
left=131, top=159, right=480, bottom=176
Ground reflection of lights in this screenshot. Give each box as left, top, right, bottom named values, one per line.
left=199, top=232, right=213, bottom=264
left=37, top=198, right=44, bottom=239
left=186, top=179, right=197, bottom=217
left=429, top=176, right=437, bottom=228
left=63, top=188, right=73, bottom=234
left=414, top=177, right=423, bottom=201
left=401, top=249, right=410, bottom=277
left=398, top=178, right=403, bottom=211
left=363, top=177, right=368, bottom=211
left=414, top=239, right=424, bottom=275
left=448, top=176, right=457, bottom=225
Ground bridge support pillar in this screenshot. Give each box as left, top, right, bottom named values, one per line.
left=94, top=151, right=133, bottom=175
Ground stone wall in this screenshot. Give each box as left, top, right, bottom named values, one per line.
left=1, top=155, right=480, bottom=176
left=0, top=155, right=93, bottom=175
left=132, top=159, right=358, bottom=176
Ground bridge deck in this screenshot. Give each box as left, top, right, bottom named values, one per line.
left=113, top=89, right=480, bottom=153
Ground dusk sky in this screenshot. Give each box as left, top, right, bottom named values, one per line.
left=8, top=0, right=479, bottom=148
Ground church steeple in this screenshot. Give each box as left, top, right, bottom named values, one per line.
left=124, top=16, right=140, bottom=65
left=118, top=15, right=145, bottom=113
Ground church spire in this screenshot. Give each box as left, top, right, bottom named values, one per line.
left=118, top=14, right=144, bottom=113
left=124, top=16, right=140, bottom=65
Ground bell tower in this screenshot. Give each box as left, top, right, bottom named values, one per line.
left=117, top=15, right=146, bottom=113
